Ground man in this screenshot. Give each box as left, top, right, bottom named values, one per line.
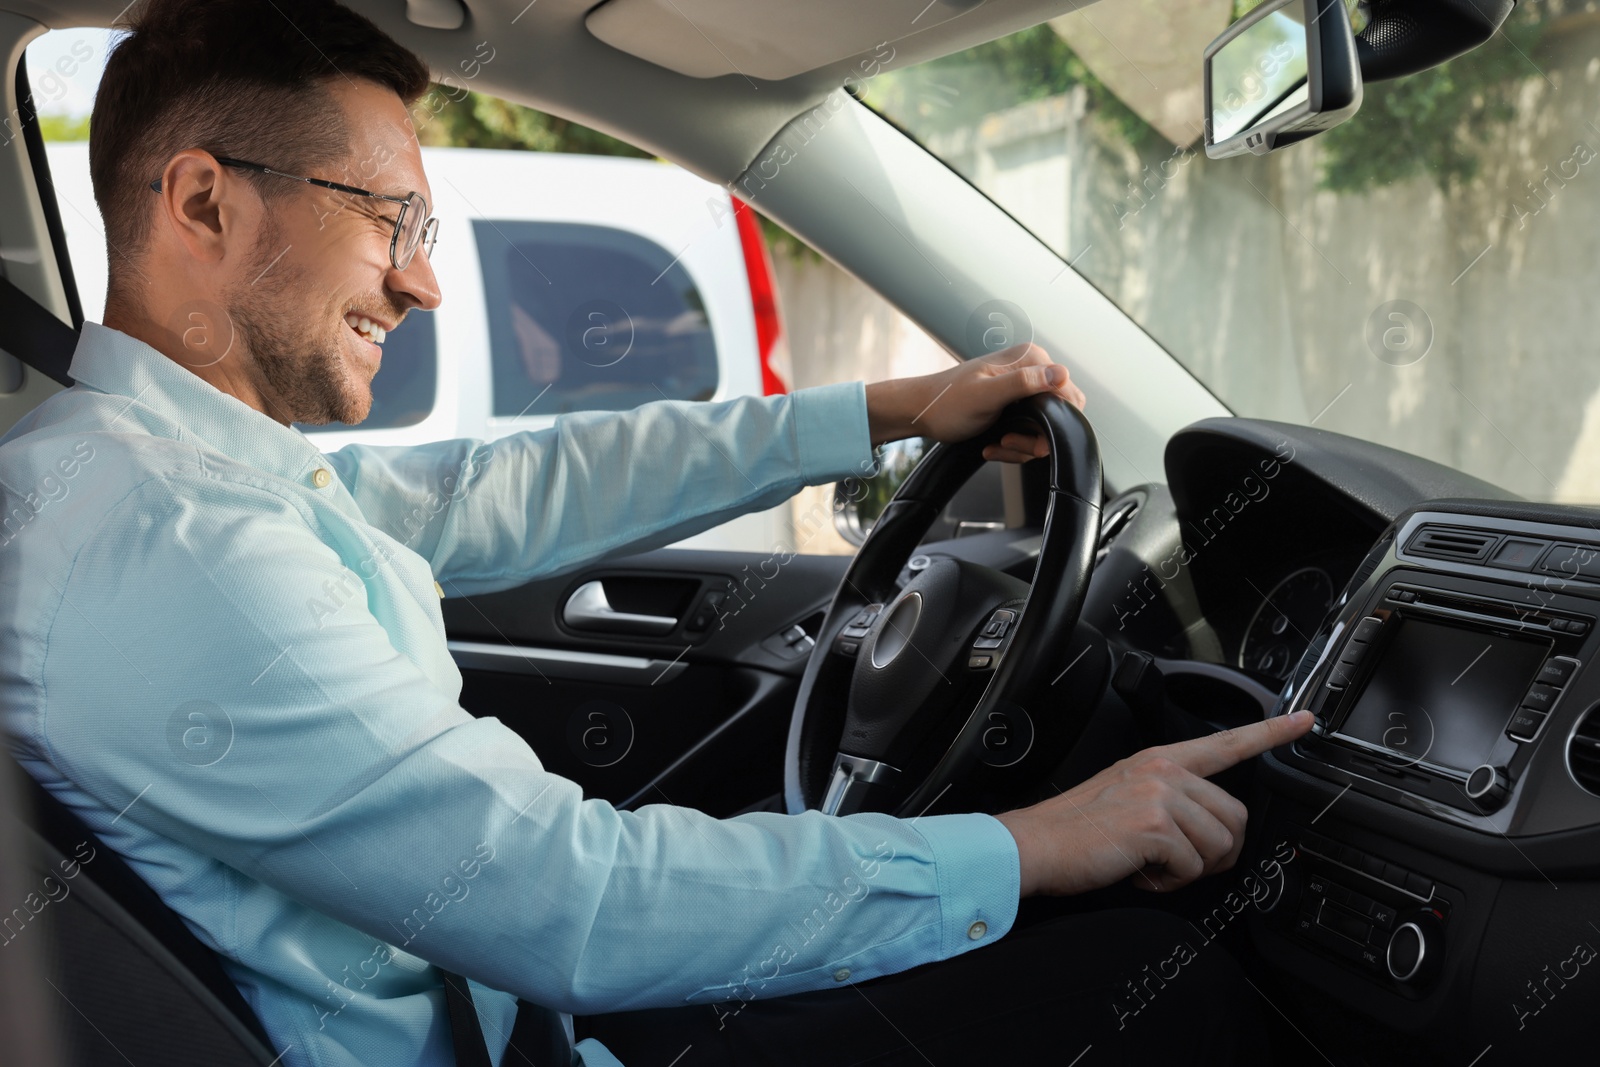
left=0, top=1, right=1312, bottom=1064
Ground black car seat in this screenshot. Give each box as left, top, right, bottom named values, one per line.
left=5, top=754, right=280, bottom=1065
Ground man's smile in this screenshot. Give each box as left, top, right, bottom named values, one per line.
left=344, top=310, right=389, bottom=346
left=344, top=310, right=390, bottom=374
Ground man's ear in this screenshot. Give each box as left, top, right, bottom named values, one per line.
left=153, top=150, right=239, bottom=266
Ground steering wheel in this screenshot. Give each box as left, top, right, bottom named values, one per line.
left=784, top=391, right=1104, bottom=817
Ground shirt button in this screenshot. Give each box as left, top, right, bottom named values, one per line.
left=832, top=968, right=851, bottom=982
left=310, top=468, right=332, bottom=489
left=434, top=581, right=445, bottom=598
left=967, top=921, right=988, bottom=940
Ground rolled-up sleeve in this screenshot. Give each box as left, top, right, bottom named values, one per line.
left=322, top=382, right=875, bottom=596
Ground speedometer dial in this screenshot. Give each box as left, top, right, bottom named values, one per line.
left=1239, top=566, right=1336, bottom=680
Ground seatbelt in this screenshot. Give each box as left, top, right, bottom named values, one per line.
left=442, top=969, right=494, bottom=1067
left=506, top=996, right=574, bottom=1066
left=443, top=970, right=573, bottom=1067
left=0, top=274, right=77, bottom=387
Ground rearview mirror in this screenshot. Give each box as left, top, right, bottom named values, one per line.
left=1204, top=0, right=1362, bottom=158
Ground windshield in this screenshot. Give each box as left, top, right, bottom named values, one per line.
left=863, top=0, right=1595, bottom=503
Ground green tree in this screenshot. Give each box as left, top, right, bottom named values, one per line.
left=1316, top=7, right=1549, bottom=192
left=38, top=113, right=90, bottom=141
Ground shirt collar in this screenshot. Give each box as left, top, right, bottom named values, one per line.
left=67, top=321, right=332, bottom=484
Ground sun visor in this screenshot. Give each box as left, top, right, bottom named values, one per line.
left=585, top=0, right=991, bottom=80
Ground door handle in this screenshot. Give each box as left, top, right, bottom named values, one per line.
left=563, top=580, right=679, bottom=636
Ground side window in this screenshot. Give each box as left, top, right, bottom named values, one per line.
left=297, top=311, right=438, bottom=432
left=474, top=220, right=718, bottom=416
left=23, top=26, right=951, bottom=559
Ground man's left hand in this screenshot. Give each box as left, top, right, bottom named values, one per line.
left=864, top=343, right=1086, bottom=463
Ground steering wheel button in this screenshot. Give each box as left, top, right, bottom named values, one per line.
left=967, top=921, right=988, bottom=940
left=972, top=636, right=1003, bottom=650
left=836, top=638, right=861, bottom=657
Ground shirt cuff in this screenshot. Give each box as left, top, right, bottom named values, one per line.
left=906, top=812, right=1021, bottom=959
left=791, top=380, right=875, bottom=485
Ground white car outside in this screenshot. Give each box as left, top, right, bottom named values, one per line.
left=42, top=142, right=796, bottom=553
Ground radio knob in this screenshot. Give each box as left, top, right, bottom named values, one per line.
left=1465, top=763, right=1509, bottom=811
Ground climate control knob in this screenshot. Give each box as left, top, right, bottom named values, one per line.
left=1386, top=912, right=1443, bottom=985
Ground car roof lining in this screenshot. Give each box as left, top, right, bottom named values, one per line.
left=1, top=0, right=1100, bottom=188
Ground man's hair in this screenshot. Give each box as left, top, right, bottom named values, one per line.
left=90, top=0, right=430, bottom=301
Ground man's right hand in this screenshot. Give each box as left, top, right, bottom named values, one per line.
left=994, top=710, right=1315, bottom=897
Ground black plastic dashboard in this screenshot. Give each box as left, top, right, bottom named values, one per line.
left=1076, top=418, right=1600, bottom=1063
left=1084, top=416, right=1511, bottom=679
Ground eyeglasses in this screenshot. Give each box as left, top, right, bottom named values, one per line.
left=149, top=156, right=439, bottom=271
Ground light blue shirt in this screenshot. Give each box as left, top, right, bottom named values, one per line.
left=0, top=322, right=1020, bottom=1067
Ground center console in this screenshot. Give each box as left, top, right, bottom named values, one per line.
left=1247, top=503, right=1600, bottom=1063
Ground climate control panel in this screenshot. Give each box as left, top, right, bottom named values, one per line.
left=1287, top=828, right=1448, bottom=987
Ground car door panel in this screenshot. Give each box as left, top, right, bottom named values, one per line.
left=443, top=548, right=854, bottom=813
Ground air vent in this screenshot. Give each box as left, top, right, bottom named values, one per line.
left=1568, top=705, right=1600, bottom=797
left=1095, top=496, right=1141, bottom=565
left=1406, top=525, right=1498, bottom=562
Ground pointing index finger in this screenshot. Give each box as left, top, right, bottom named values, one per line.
left=1161, top=710, right=1316, bottom=780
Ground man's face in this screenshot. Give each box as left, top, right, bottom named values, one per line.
left=216, top=79, right=441, bottom=426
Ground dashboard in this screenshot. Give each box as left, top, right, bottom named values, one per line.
left=1080, top=417, right=1497, bottom=683
left=1073, top=417, right=1600, bottom=1063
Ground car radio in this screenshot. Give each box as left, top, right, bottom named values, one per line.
left=1300, top=579, right=1587, bottom=813
left=1281, top=514, right=1599, bottom=824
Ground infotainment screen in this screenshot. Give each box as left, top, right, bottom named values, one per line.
left=1336, top=618, right=1548, bottom=774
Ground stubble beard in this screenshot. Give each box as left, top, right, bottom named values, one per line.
left=225, top=217, right=373, bottom=427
